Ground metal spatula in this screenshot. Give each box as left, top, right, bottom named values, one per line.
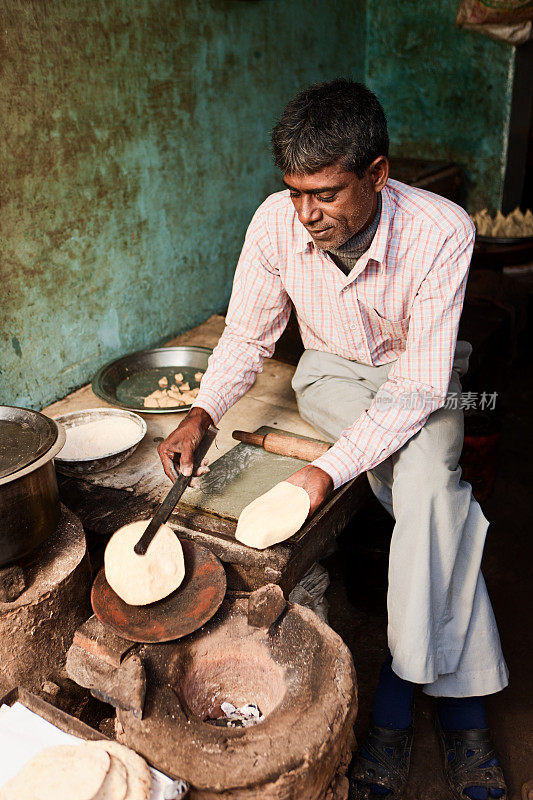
left=134, top=425, right=217, bottom=556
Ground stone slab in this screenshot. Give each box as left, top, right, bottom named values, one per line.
left=182, top=427, right=314, bottom=521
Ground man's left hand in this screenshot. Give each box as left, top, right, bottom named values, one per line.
left=285, top=465, right=334, bottom=517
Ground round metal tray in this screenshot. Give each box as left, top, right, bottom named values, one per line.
left=91, top=538, right=227, bottom=643
left=0, top=406, right=59, bottom=481
left=92, top=346, right=212, bottom=414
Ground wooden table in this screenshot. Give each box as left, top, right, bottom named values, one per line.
left=43, top=315, right=366, bottom=594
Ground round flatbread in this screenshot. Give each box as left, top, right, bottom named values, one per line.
left=105, top=521, right=185, bottom=606
left=93, top=753, right=127, bottom=800
left=0, top=744, right=110, bottom=800
left=86, top=741, right=151, bottom=800
left=235, top=481, right=311, bottom=550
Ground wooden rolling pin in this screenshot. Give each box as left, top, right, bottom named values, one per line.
left=232, top=430, right=330, bottom=461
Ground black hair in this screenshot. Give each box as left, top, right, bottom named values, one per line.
left=271, top=78, right=389, bottom=179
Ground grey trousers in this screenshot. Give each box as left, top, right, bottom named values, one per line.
left=292, top=346, right=509, bottom=697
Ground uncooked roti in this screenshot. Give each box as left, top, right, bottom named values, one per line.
left=235, top=481, right=311, bottom=550
left=0, top=744, right=110, bottom=800
left=86, top=740, right=151, bottom=800
left=92, top=753, right=127, bottom=800
left=105, top=520, right=185, bottom=606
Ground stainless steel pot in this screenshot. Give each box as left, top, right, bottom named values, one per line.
left=0, top=407, right=66, bottom=566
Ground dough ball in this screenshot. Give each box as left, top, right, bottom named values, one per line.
left=85, top=741, right=151, bottom=800
left=143, top=397, right=159, bottom=408
left=158, top=396, right=178, bottom=408
left=235, top=481, right=310, bottom=550
left=105, top=521, right=185, bottom=606
left=158, top=376, right=168, bottom=388
left=178, top=391, right=195, bottom=403
left=0, top=744, right=110, bottom=800
left=194, top=371, right=204, bottom=382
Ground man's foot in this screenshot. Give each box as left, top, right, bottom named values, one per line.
left=349, top=722, right=413, bottom=798
left=437, top=697, right=506, bottom=800
left=350, top=652, right=415, bottom=796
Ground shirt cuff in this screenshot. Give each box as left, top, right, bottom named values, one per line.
left=312, top=442, right=363, bottom=489
left=191, top=390, right=227, bottom=426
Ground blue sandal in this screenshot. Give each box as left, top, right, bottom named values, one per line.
left=349, top=722, right=413, bottom=798
left=435, top=717, right=507, bottom=800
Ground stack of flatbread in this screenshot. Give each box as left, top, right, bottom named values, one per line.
left=471, top=207, right=533, bottom=238
left=0, top=740, right=151, bottom=800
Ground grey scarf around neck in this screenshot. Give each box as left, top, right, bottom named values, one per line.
left=327, top=192, right=382, bottom=276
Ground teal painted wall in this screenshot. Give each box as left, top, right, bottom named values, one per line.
left=366, top=0, right=515, bottom=212
left=0, top=0, right=366, bottom=409
left=1, top=0, right=516, bottom=410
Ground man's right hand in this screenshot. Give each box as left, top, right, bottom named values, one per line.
left=157, top=407, right=214, bottom=483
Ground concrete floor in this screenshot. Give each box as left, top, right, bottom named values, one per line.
left=324, top=355, right=533, bottom=799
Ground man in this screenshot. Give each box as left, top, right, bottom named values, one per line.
left=158, top=80, right=508, bottom=799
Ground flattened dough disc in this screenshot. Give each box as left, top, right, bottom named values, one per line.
left=0, top=744, right=110, bottom=800
left=93, top=754, right=127, bottom=800
left=86, top=741, right=151, bottom=800
left=235, top=481, right=310, bottom=550
left=92, top=538, right=227, bottom=643
left=105, top=521, right=185, bottom=606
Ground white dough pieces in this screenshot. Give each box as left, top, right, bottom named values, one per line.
left=0, top=744, right=111, bottom=800
left=235, top=481, right=310, bottom=550
left=105, top=520, right=185, bottom=606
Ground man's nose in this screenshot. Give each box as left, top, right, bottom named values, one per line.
left=298, top=195, right=322, bottom=226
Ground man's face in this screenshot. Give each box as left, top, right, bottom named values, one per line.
left=283, top=158, right=388, bottom=250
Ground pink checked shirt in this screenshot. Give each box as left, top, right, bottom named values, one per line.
left=193, top=179, right=475, bottom=489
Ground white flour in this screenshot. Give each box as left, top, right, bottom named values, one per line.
left=59, top=418, right=141, bottom=460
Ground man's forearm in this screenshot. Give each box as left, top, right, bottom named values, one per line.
left=191, top=322, right=286, bottom=424
left=192, top=210, right=291, bottom=423
left=311, top=371, right=450, bottom=489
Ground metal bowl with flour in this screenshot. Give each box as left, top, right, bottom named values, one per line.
left=54, top=408, right=147, bottom=475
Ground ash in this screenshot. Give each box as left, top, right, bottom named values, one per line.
left=205, top=699, right=264, bottom=728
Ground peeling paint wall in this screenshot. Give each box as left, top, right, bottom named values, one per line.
left=0, top=0, right=366, bottom=409
left=1, top=1, right=517, bottom=410
left=366, top=0, right=515, bottom=211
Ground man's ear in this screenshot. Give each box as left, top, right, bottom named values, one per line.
left=368, top=156, right=389, bottom=192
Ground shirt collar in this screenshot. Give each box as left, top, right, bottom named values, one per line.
left=295, top=218, right=312, bottom=254
left=294, top=184, right=392, bottom=271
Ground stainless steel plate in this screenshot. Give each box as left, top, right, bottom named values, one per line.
left=0, top=406, right=59, bottom=480
left=92, top=346, right=212, bottom=413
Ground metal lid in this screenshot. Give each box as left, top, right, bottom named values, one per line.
left=0, top=406, right=59, bottom=480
